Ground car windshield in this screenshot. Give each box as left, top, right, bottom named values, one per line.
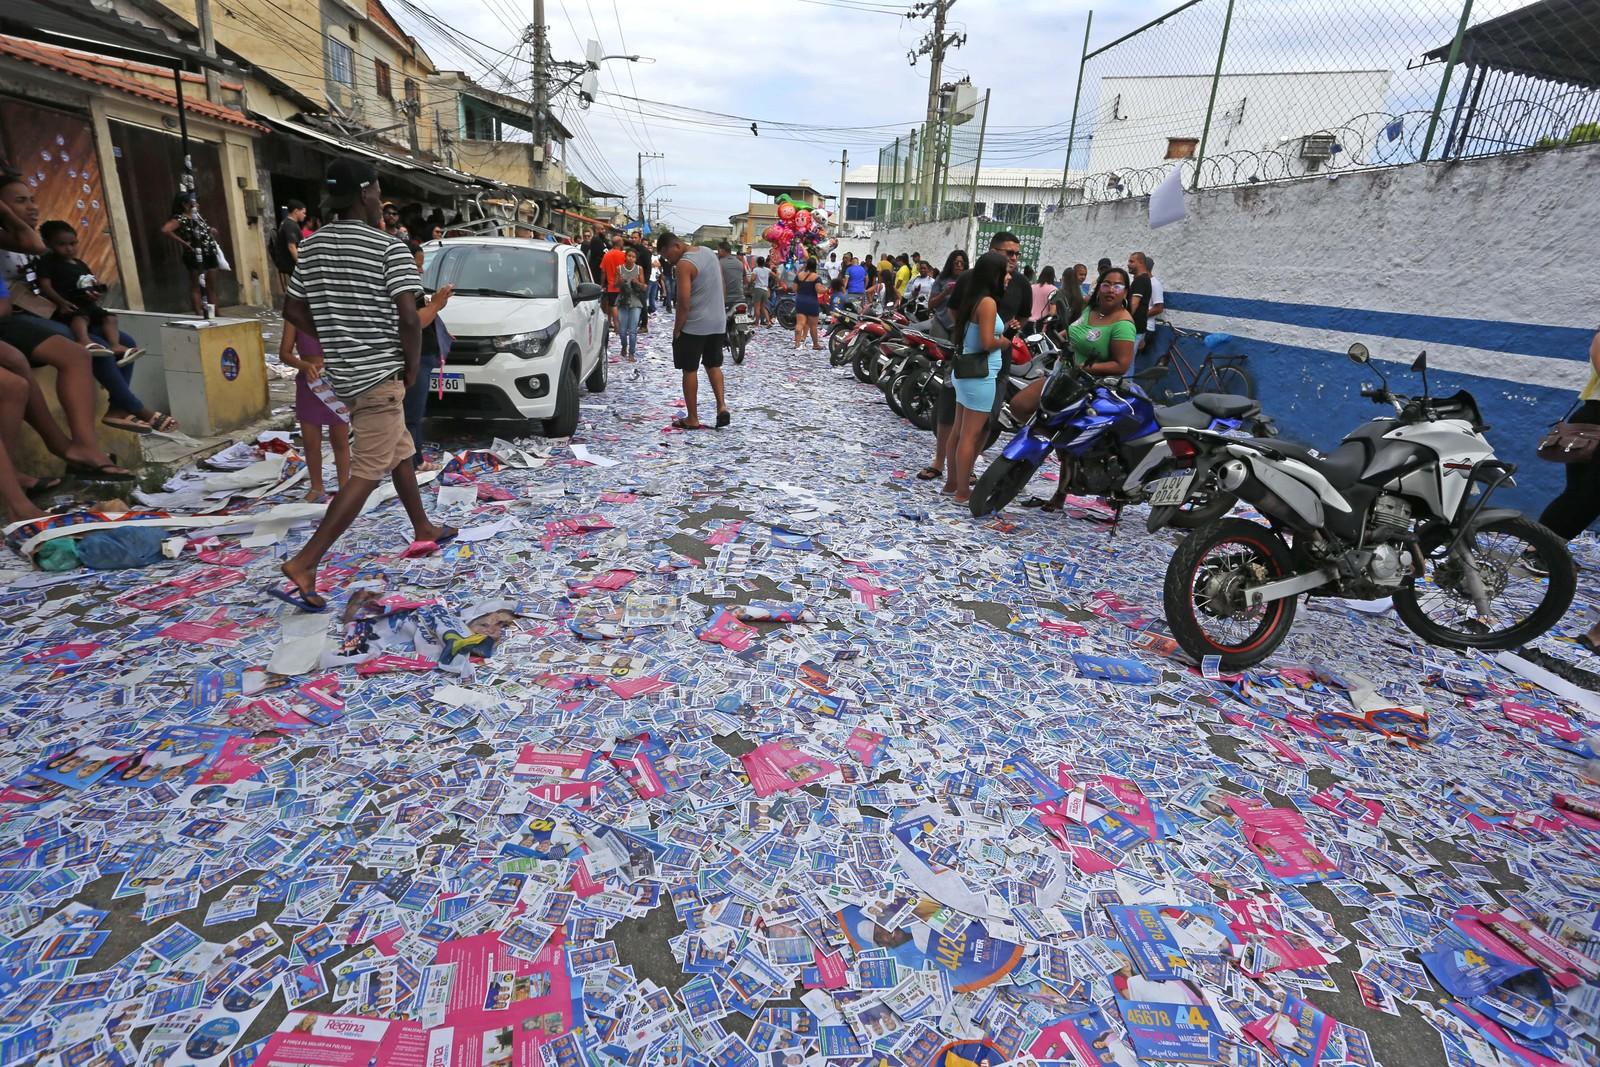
left=423, top=244, right=558, bottom=299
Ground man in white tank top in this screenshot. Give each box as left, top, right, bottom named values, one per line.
left=657, top=231, right=730, bottom=430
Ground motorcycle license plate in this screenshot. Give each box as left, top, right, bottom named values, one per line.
left=430, top=373, right=466, bottom=393
left=734, top=314, right=752, bottom=325
left=1149, top=473, right=1194, bottom=506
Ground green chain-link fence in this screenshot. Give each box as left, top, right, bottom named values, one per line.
left=1058, top=0, right=1600, bottom=203
left=875, top=89, right=991, bottom=226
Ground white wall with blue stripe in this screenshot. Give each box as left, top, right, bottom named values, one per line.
left=1037, top=144, right=1600, bottom=512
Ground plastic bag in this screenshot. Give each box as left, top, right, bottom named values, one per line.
left=76, top=528, right=166, bottom=570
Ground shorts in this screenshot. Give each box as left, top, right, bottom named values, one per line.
left=0, top=310, right=72, bottom=360
left=752, top=287, right=769, bottom=305
left=602, top=292, right=618, bottom=311
left=184, top=248, right=221, bottom=272
left=346, top=378, right=413, bottom=480
left=673, top=332, right=726, bottom=372
left=936, top=381, right=956, bottom=426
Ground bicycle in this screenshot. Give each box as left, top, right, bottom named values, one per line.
left=1133, top=322, right=1257, bottom=403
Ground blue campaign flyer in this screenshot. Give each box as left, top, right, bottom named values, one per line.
left=1114, top=996, right=1220, bottom=1063
left=1106, top=905, right=1188, bottom=981
left=1072, top=654, right=1158, bottom=684
left=1002, top=750, right=1066, bottom=803
left=836, top=905, right=1024, bottom=993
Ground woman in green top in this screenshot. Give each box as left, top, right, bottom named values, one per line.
left=1003, top=266, right=1139, bottom=510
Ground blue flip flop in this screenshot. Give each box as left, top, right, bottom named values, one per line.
left=265, top=584, right=328, bottom=613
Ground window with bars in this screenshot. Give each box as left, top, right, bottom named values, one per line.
left=844, top=197, right=877, bottom=222
left=375, top=59, right=392, bottom=99
left=327, top=38, right=353, bottom=86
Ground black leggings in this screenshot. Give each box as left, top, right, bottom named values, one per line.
left=1539, top=399, right=1600, bottom=540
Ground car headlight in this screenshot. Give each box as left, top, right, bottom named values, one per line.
left=495, top=322, right=561, bottom=359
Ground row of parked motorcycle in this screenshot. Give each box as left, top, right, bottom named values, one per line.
left=823, top=304, right=1578, bottom=670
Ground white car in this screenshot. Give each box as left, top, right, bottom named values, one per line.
left=420, top=237, right=608, bottom=436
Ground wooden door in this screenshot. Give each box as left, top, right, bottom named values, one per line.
left=108, top=120, right=239, bottom=312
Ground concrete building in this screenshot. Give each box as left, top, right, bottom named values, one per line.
left=1081, top=70, right=1394, bottom=176
left=838, top=165, right=1083, bottom=238
left=690, top=223, right=735, bottom=246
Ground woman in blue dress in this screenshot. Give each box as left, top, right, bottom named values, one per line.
left=943, top=251, right=1009, bottom=504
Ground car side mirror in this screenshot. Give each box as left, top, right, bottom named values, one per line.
left=574, top=282, right=604, bottom=303
left=1347, top=342, right=1370, bottom=364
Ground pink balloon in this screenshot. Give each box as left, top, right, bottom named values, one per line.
left=777, top=203, right=797, bottom=222
left=796, top=210, right=813, bottom=231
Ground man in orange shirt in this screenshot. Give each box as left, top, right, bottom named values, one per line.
left=599, top=235, right=626, bottom=332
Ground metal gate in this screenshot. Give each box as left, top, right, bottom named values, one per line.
left=976, top=221, right=1043, bottom=271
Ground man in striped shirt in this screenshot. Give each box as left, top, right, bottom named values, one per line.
left=275, top=159, right=452, bottom=612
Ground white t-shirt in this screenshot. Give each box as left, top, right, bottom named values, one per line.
left=750, top=266, right=771, bottom=290
left=1147, top=276, right=1166, bottom=329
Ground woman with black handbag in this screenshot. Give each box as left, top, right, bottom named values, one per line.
left=1533, top=329, right=1600, bottom=653
left=942, top=251, right=1009, bottom=504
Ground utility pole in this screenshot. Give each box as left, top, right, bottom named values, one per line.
left=637, top=151, right=664, bottom=225
left=529, top=0, right=548, bottom=155
left=832, top=149, right=849, bottom=231
left=194, top=0, right=221, bottom=104
left=907, top=0, right=963, bottom=216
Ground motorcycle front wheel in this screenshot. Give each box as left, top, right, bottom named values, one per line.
left=885, top=368, right=910, bottom=417
left=1392, top=514, right=1576, bottom=650
left=969, top=455, right=1040, bottom=517
left=1164, top=517, right=1299, bottom=670
left=831, top=336, right=859, bottom=369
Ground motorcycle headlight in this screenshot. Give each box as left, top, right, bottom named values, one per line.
left=495, top=322, right=561, bottom=360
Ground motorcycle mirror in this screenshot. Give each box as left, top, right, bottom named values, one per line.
left=1347, top=342, right=1370, bottom=364
left=1411, top=350, right=1427, bottom=374
left=1025, top=334, right=1044, bottom=346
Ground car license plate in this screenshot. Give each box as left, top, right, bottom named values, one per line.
left=430, top=373, right=466, bottom=393
left=1149, top=473, right=1194, bottom=506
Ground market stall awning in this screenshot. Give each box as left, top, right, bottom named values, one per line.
left=1424, top=0, right=1600, bottom=87
left=0, top=0, right=235, bottom=72
left=261, top=116, right=497, bottom=198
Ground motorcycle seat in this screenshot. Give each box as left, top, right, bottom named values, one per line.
left=1254, top=438, right=1366, bottom=488
left=1155, top=401, right=1217, bottom=429
left=1190, top=393, right=1258, bottom=419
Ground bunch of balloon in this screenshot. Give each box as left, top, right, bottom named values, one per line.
left=761, top=195, right=837, bottom=269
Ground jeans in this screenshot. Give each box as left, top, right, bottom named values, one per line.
left=1539, top=399, right=1600, bottom=540
left=403, top=352, right=438, bottom=465
left=646, top=279, right=659, bottom=310
left=32, top=316, right=147, bottom=415
left=618, top=306, right=640, bottom=357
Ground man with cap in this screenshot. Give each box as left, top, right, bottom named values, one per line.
left=274, top=159, right=454, bottom=612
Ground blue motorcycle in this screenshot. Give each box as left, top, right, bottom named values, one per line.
left=968, top=351, right=1275, bottom=523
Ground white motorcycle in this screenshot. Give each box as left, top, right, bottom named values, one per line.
left=1147, top=344, right=1576, bottom=669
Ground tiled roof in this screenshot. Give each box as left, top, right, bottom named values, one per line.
left=0, top=34, right=267, bottom=132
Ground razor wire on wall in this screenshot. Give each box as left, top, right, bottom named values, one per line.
left=875, top=90, right=991, bottom=227
left=1058, top=0, right=1600, bottom=204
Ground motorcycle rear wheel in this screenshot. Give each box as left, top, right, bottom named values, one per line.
left=1164, top=518, right=1298, bottom=670
left=1392, top=514, right=1575, bottom=650
left=885, top=368, right=910, bottom=417
left=969, top=456, right=1040, bottom=517
left=828, top=329, right=848, bottom=361
left=831, top=336, right=859, bottom=369
left=902, top=362, right=937, bottom=431
left=852, top=342, right=880, bottom=384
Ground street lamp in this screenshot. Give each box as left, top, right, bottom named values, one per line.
left=644, top=183, right=676, bottom=201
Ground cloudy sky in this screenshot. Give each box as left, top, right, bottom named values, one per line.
left=389, top=0, right=1496, bottom=230
left=391, top=0, right=1110, bottom=230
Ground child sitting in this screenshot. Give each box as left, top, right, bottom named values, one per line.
left=36, top=221, right=139, bottom=364
left=279, top=322, right=350, bottom=502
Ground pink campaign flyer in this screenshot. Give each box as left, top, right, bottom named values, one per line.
left=254, top=1012, right=429, bottom=1066
left=429, top=929, right=581, bottom=1067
